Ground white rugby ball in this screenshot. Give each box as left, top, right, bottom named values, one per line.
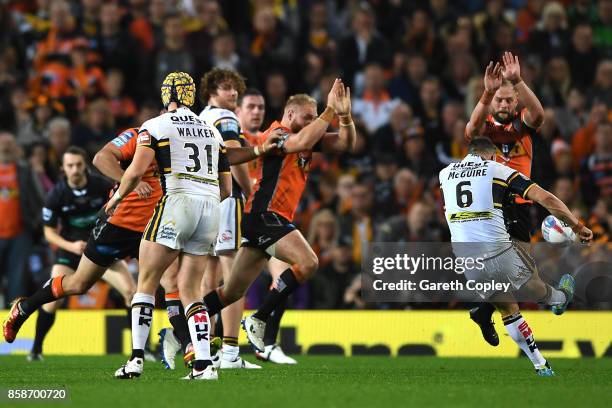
left=541, top=215, right=576, bottom=243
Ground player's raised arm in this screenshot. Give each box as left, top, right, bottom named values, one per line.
left=501, top=51, right=544, bottom=128
left=466, top=61, right=503, bottom=140
left=318, top=80, right=357, bottom=153
left=280, top=79, right=344, bottom=153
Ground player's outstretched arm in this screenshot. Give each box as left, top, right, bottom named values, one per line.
left=501, top=51, right=544, bottom=128
left=224, top=133, right=282, bottom=165
left=104, top=146, right=155, bottom=214
left=526, top=184, right=593, bottom=243
left=319, top=80, right=356, bottom=153
left=466, top=61, right=502, bottom=140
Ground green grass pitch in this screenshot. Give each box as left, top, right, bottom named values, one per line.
left=0, top=356, right=610, bottom=407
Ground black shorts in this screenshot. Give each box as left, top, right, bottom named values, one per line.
left=54, top=249, right=80, bottom=270
left=84, top=221, right=142, bottom=268
left=241, top=212, right=296, bottom=257
left=504, top=202, right=532, bottom=242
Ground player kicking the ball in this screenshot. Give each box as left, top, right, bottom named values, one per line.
left=439, top=137, right=593, bottom=376
left=201, top=79, right=356, bottom=352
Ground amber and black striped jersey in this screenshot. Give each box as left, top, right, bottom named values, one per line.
left=245, top=121, right=313, bottom=222
left=199, top=106, right=246, bottom=199
left=137, top=106, right=230, bottom=199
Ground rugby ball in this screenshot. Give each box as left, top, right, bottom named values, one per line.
left=541, top=215, right=576, bottom=243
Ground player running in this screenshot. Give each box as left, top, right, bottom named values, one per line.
left=201, top=79, right=356, bottom=352
left=106, top=72, right=277, bottom=381
left=439, top=137, right=593, bottom=376
left=238, top=88, right=296, bottom=364
left=465, top=52, right=546, bottom=345
left=28, top=146, right=136, bottom=361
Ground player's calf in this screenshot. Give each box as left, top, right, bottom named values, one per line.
left=501, top=310, right=553, bottom=376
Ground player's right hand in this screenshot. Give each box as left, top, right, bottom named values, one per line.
left=69, top=240, right=88, bottom=255
left=484, top=61, right=503, bottom=92
left=135, top=180, right=153, bottom=199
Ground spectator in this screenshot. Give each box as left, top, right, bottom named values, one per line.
left=297, top=0, right=337, bottom=57
left=400, top=9, right=443, bottom=73
left=69, top=41, right=108, bottom=107
left=580, top=122, right=612, bottom=209
left=572, top=102, right=608, bottom=164
left=148, top=0, right=168, bottom=49
left=373, top=102, right=418, bottom=154
left=375, top=200, right=442, bottom=242
left=107, top=69, right=137, bottom=129
left=400, top=132, right=440, bottom=181
left=474, top=0, right=513, bottom=49
left=309, top=236, right=357, bottom=309
left=587, top=59, right=612, bottom=106
left=593, top=0, right=612, bottom=55
left=371, top=152, right=398, bottom=218
left=435, top=101, right=465, bottom=165
left=337, top=2, right=389, bottom=90
left=414, top=76, right=444, bottom=141
left=25, top=141, right=55, bottom=192
left=530, top=1, right=571, bottom=61
left=0, top=132, right=43, bottom=306
left=554, top=88, right=589, bottom=141
left=185, top=0, right=226, bottom=81
left=568, top=24, right=601, bottom=88
left=392, top=168, right=424, bottom=217
left=352, top=63, right=400, bottom=134
left=47, top=117, right=71, bottom=169
left=388, top=52, right=428, bottom=105
left=539, top=56, right=572, bottom=107
left=338, top=123, right=374, bottom=175
left=551, top=176, right=582, bottom=211
left=248, top=7, right=295, bottom=86
left=155, top=13, right=194, bottom=88
left=263, top=72, right=288, bottom=128
left=339, top=178, right=379, bottom=265
left=71, top=98, right=115, bottom=157
left=97, top=2, right=141, bottom=97
left=307, top=209, right=340, bottom=269
left=16, top=96, right=64, bottom=147
left=208, top=31, right=257, bottom=88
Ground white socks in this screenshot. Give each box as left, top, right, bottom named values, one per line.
left=131, top=293, right=155, bottom=355
left=185, top=302, right=211, bottom=365
left=503, top=312, right=547, bottom=368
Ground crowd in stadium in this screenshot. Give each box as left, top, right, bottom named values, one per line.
left=0, top=0, right=610, bottom=310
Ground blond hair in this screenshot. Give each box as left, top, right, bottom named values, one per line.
left=285, top=93, right=317, bottom=111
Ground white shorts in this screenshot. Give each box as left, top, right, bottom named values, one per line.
left=143, top=194, right=220, bottom=255
left=213, top=197, right=243, bottom=255
left=464, top=242, right=535, bottom=299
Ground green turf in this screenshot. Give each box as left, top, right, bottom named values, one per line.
left=0, top=356, right=610, bottom=407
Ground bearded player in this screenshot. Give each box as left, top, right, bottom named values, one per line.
left=201, top=79, right=356, bottom=352
left=238, top=88, right=296, bottom=364
left=465, top=51, right=545, bottom=346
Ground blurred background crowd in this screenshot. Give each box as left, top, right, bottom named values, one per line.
left=0, top=0, right=610, bottom=310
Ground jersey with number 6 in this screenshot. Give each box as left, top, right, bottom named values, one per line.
left=439, top=154, right=535, bottom=243
left=137, top=106, right=230, bottom=199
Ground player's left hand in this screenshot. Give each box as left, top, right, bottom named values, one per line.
left=501, top=51, right=521, bottom=83
left=261, top=128, right=285, bottom=154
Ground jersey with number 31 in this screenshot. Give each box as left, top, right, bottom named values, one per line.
left=439, top=154, right=535, bottom=243
left=137, top=106, right=229, bottom=198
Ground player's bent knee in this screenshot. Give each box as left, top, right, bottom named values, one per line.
left=299, top=254, right=319, bottom=279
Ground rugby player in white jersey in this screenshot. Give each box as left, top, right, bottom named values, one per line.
left=198, top=68, right=260, bottom=369
left=439, top=137, right=592, bottom=376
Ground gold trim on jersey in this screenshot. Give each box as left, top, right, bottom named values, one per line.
left=493, top=178, right=508, bottom=187
left=448, top=211, right=493, bottom=221
left=522, top=183, right=537, bottom=199
left=157, top=141, right=170, bottom=147
left=175, top=173, right=219, bottom=186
